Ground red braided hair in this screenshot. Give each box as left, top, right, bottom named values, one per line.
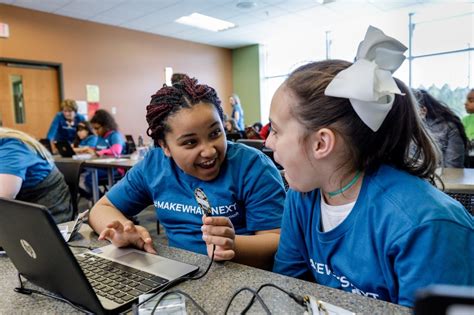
left=146, top=76, right=223, bottom=147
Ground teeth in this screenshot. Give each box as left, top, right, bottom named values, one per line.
left=201, top=159, right=215, bottom=166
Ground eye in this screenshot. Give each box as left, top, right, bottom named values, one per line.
left=269, top=123, right=277, bottom=136
left=210, top=128, right=222, bottom=138
left=181, top=139, right=197, bottom=147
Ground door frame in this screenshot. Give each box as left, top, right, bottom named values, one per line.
left=0, top=58, right=64, bottom=101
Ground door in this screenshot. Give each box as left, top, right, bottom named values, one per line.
left=0, top=63, right=60, bottom=139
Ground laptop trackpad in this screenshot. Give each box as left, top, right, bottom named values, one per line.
left=119, top=251, right=160, bottom=268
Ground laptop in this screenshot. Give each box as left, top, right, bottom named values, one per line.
left=55, top=140, right=76, bottom=158
left=0, top=198, right=199, bottom=314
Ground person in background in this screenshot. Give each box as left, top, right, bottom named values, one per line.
left=259, top=122, right=271, bottom=140
left=462, top=89, right=474, bottom=141
left=88, top=76, right=285, bottom=270
left=267, top=26, right=473, bottom=307
left=46, top=99, right=86, bottom=145
left=252, top=122, right=263, bottom=133
left=416, top=89, right=469, bottom=168
left=72, top=121, right=98, bottom=154
left=88, top=109, right=126, bottom=157
left=0, top=127, right=72, bottom=223
left=230, top=93, right=245, bottom=130
left=224, top=118, right=240, bottom=134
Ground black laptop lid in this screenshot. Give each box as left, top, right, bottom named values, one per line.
left=55, top=140, right=75, bottom=157
left=0, top=198, right=104, bottom=314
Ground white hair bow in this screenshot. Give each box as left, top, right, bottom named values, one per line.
left=324, top=26, right=407, bottom=132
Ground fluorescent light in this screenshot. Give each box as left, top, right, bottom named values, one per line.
left=175, top=13, right=235, bottom=32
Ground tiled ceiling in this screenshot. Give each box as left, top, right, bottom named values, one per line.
left=1, top=0, right=429, bottom=48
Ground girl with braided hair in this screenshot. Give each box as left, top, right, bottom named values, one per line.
left=89, top=76, right=285, bottom=269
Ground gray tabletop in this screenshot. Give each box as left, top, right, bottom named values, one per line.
left=0, top=225, right=411, bottom=314
left=438, top=168, right=474, bottom=192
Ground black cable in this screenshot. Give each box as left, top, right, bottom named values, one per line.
left=124, top=244, right=216, bottom=314
left=14, top=273, right=92, bottom=314
left=241, top=283, right=306, bottom=314
left=224, top=287, right=271, bottom=315
left=150, top=290, right=207, bottom=315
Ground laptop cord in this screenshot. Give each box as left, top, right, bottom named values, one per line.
left=14, top=272, right=93, bottom=314
left=128, top=244, right=217, bottom=315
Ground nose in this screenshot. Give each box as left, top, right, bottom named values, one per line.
left=265, top=133, right=275, bottom=151
left=201, top=143, right=217, bottom=158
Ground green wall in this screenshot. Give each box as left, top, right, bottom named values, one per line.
left=232, top=44, right=261, bottom=126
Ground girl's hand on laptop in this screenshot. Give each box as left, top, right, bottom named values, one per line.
left=201, top=216, right=235, bottom=261
left=98, top=220, right=157, bottom=254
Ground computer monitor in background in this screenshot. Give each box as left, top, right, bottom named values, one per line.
left=226, top=132, right=243, bottom=142
left=125, top=135, right=136, bottom=154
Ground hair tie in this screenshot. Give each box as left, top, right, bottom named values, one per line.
left=324, top=26, right=407, bottom=132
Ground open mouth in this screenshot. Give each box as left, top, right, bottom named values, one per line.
left=197, top=158, right=217, bottom=170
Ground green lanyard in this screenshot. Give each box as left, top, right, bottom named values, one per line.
left=327, top=171, right=361, bottom=198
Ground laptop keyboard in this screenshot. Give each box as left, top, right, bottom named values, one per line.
left=77, top=253, right=168, bottom=305
left=446, top=192, right=474, bottom=215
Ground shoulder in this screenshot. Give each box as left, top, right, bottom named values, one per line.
left=367, top=165, right=468, bottom=226
left=76, top=114, right=86, bottom=122
left=0, top=138, right=29, bottom=152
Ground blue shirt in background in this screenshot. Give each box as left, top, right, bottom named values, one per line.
left=273, top=164, right=474, bottom=307
left=107, top=141, right=285, bottom=254
left=0, top=138, right=53, bottom=188
left=232, top=103, right=245, bottom=130
left=96, top=130, right=126, bottom=154
left=79, top=134, right=98, bottom=147
left=47, top=112, right=85, bottom=143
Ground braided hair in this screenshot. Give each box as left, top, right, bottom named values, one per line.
left=146, top=76, right=224, bottom=147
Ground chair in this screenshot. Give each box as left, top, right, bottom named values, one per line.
left=55, top=159, right=84, bottom=218
left=226, top=132, right=244, bottom=142
left=125, top=135, right=136, bottom=154
left=236, top=139, right=266, bottom=150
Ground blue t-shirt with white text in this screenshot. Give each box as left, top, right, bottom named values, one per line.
left=107, top=141, right=285, bottom=254
left=273, top=165, right=474, bottom=307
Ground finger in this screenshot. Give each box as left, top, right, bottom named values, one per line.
left=123, top=221, right=136, bottom=233
left=99, top=228, right=114, bottom=241
left=204, top=225, right=235, bottom=238
left=203, top=234, right=234, bottom=249
left=212, top=249, right=235, bottom=261
left=203, top=216, right=234, bottom=228
left=106, top=220, right=124, bottom=232
left=143, top=242, right=157, bottom=255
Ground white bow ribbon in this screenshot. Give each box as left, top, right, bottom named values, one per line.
left=324, top=26, right=407, bottom=132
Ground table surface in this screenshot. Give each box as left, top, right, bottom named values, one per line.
left=438, top=167, right=474, bottom=192
left=0, top=224, right=411, bottom=314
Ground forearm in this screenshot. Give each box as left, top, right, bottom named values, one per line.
left=233, top=232, right=280, bottom=270
left=89, top=196, right=130, bottom=234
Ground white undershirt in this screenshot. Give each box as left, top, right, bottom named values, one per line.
left=320, top=195, right=356, bottom=232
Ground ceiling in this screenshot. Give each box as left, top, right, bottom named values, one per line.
left=1, top=0, right=430, bottom=49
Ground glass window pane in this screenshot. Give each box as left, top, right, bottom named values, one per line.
left=11, top=75, right=26, bottom=124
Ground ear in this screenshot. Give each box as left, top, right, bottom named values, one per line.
left=158, top=140, right=171, bottom=157
left=311, top=128, right=336, bottom=160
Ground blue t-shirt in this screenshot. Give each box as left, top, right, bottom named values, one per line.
left=107, top=141, right=285, bottom=254
left=46, top=112, right=85, bottom=143
left=96, top=130, right=126, bottom=153
left=79, top=135, right=98, bottom=147
left=273, top=165, right=474, bottom=307
left=0, top=138, right=53, bottom=188
left=232, top=103, right=245, bottom=131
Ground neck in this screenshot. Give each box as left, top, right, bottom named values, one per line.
left=322, top=170, right=363, bottom=206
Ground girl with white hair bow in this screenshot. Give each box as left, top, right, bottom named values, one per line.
left=266, top=26, right=473, bottom=307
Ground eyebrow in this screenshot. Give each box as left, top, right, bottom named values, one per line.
left=176, top=121, right=220, bottom=141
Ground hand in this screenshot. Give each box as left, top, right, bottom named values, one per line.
left=98, top=220, right=157, bottom=254
left=201, top=216, right=235, bottom=261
